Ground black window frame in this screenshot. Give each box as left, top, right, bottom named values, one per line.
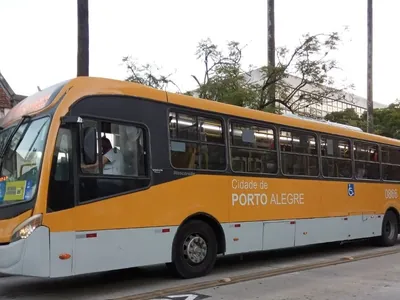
left=279, top=127, right=319, bottom=178
left=47, top=124, right=78, bottom=213
left=319, top=134, right=353, bottom=179
left=77, top=115, right=152, bottom=205
left=228, top=118, right=278, bottom=175
left=352, top=139, right=381, bottom=181
left=167, top=108, right=228, bottom=172
left=381, top=144, right=400, bottom=182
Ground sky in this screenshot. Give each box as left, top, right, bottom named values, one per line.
left=0, top=0, right=399, bottom=105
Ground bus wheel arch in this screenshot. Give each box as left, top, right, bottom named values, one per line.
left=378, top=208, right=399, bottom=247
left=386, top=207, right=400, bottom=226
left=179, top=213, right=226, bottom=254
left=167, top=213, right=225, bottom=279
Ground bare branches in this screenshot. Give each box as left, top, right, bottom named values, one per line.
left=122, top=56, right=181, bottom=92
left=190, top=39, right=257, bottom=105
left=121, top=28, right=354, bottom=117
left=255, top=28, right=354, bottom=113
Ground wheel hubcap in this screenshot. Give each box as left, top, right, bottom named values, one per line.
left=183, top=234, right=208, bottom=265
left=385, top=220, right=395, bottom=240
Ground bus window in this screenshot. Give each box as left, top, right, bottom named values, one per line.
left=47, top=127, right=75, bottom=212
left=382, top=146, right=400, bottom=181
left=229, top=122, right=277, bottom=174
left=79, top=119, right=150, bottom=203
left=169, top=111, right=226, bottom=171
left=280, top=129, right=318, bottom=177
left=354, top=142, right=380, bottom=180
left=320, top=135, right=352, bottom=178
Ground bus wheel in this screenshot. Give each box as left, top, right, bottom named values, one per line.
left=378, top=210, right=398, bottom=247
left=170, top=220, right=217, bottom=279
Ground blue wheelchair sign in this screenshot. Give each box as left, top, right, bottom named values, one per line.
left=348, top=183, right=355, bottom=197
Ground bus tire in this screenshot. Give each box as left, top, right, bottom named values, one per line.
left=170, top=220, right=217, bottom=279
left=378, top=210, right=398, bottom=247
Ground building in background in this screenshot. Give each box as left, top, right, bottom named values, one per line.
left=247, top=68, right=387, bottom=119
left=0, top=71, right=26, bottom=120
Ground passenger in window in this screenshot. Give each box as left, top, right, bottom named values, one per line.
left=81, top=137, right=124, bottom=175
left=357, top=166, right=366, bottom=178
left=101, top=137, right=123, bottom=175
left=370, top=151, right=378, bottom=162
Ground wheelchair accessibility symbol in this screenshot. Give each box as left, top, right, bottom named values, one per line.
left=348, top=183, right=355, bottom=197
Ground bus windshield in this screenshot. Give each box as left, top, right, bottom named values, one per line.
left=0, top=117, right=51, bottom=206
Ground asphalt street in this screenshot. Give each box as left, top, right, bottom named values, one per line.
left=191, top=250, right=400, bottom=300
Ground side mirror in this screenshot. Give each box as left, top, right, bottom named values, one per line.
left=83, top=127, right=97, bottom=165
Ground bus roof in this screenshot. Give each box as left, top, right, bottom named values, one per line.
left=0, top=80, right=69, bottom=128
left=63, top=77, right=400, bottom=147
left=4, top=76, right=398, bottom=147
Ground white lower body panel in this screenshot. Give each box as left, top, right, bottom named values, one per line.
left=222, top=214, right=384, bottom=254
left=0, top=226, right=50, bottom=277
left=0, top=214, right=385, bottom=278
left=71, top=226, right=178, bottom=276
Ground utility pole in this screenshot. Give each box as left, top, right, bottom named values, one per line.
left=77, top=0, right=89, bottom=76
left=367, top=0, right=373, bottom=133
left=267, top=0, right=275, bottom=110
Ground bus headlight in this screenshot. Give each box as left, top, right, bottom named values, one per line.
left=11, top=214, right=43, bottom=243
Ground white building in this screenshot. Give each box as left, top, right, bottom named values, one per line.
left=246, top=68, right=386, bottom=119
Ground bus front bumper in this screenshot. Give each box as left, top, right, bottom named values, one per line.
left=0, top=226, right=50, bottom=277
left=0, top=239, right=25, bottom=275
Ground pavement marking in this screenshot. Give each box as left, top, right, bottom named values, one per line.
left=150, top=293, right=210, bottom=300
left=109, top=247, right=400, bottom=300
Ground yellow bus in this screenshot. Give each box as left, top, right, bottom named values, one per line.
left=0, top=77, right=399, bottom=279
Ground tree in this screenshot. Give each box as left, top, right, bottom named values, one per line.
left=190, top=38, right=258, bottom=107
left=122, top=56, right=180, bottom=91
left=324, top=108, right=362, bottom=128
left=361, top=100, right=400, bottom=138
left=324, top=100, right=400, bottom=139
left=252, top=30, right=354, bottom=113
left=122, top=29, right=354, bottom=115
left=190, top=30, right=353, bottom=114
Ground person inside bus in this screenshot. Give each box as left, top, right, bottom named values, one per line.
left=101, top=136, right=123, bottom=176
left=81, top=136, right=124, bottom=176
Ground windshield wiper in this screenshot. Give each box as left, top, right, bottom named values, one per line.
left=0, top=115, right=31, bottom=177
left=24, top=120, right=48, bottom=160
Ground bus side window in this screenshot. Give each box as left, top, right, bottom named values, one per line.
left=169, top=111, right=226, bottom=171
left=280, top=129, right=318, bottom=177
left=47, top=127, right=75, bottom=212
left=78, top=120, right=150, bottom=203
left=354, top=142, right=380, bottom=180
left=229, top=122, right=277, bottom=174
left=320, top=135, right=352, bottom=179
left=381, top=146, right=400, bottom=181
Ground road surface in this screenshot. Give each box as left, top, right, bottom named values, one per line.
left=0, top=239, right=399, bottom=299
left=189, top=250, right=400, bottom=300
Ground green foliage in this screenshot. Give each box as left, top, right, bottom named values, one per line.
left=324, top=100, right=400, bottom=138
left=324, top=108, right=363, bottom=128
left=254, top=30, right=354, bottom=112
left=362, top=100, right=400, bottom=138
left=190, top=39, right=258, bottom=107
left=122, top=29, right=354, bottom=115
left=189, top=31, right=353, bottom=113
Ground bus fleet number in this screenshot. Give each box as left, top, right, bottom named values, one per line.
left=385, top=189, right=398, bottom=200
